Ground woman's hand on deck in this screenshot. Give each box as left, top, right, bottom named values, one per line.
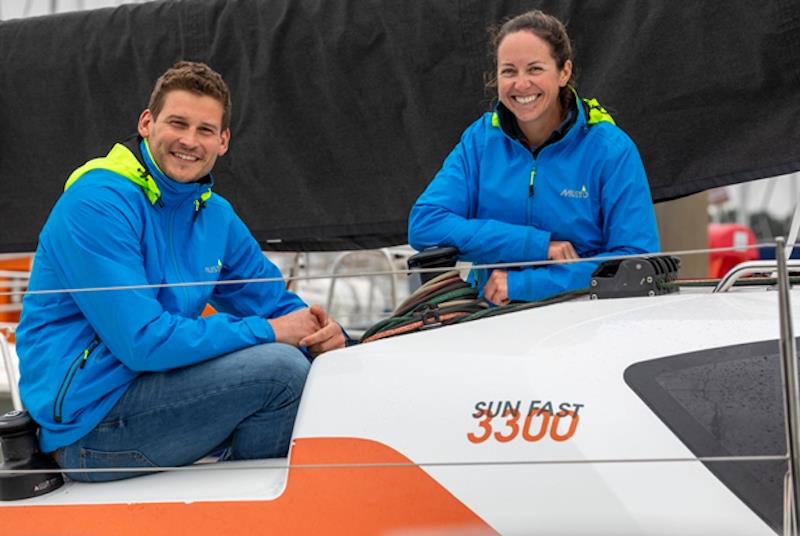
left=484, top=269, right=510, bottom=305
left=548, top=240, right=579, bottom=261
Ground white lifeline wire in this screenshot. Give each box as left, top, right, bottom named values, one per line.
left=0, top=242, right=782, bottom=299
left=0, top=453, right=789, bottom=476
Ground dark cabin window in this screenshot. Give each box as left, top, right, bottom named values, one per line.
left=625, top=339, right=790, bottom=534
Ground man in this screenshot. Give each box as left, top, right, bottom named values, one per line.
left=16, top=61, right=344, bottom=482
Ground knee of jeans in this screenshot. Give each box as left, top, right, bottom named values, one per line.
left=242, top=343, right=310, bottom=395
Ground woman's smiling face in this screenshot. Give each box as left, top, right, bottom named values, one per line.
left=496, top=30, right=572, bottom=143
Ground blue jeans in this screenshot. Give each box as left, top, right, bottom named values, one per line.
left=57, top=343, right=310, bottom=482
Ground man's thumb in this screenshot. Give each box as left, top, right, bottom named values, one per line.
left=310, top=304, right=328, bottom=324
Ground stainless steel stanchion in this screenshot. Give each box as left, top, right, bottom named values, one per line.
left=777, top=236, right=800, bottom=535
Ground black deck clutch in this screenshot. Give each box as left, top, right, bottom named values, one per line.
left=590, top=256, right=681, bottom=299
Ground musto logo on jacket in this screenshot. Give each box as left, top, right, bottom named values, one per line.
left=559, top=185, right=589, bottom=199
left=204, top=259, right=223, bottom=274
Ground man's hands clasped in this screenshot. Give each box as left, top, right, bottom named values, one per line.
left=268, top=305, right=346, bottom=358
left=299, top=305, right=346, bottom=356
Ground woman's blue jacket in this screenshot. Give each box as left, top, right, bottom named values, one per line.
left=408, top=97, right=660, bottom=300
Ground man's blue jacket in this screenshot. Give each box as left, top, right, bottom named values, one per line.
left=17, top=138, right=306, bottom=453
left=408, top=96, right=660, bottom=301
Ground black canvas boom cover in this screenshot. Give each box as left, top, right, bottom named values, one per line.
left=1, top=0, right=799, bottom=252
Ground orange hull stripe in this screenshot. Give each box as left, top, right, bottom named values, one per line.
left=2, top=437, right=495, bottom=535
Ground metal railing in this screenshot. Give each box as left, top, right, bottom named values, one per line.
left=0, top=323, right=21, bottom=411
left=777, top=237, right=800, bottom=535
left=714, top=260, right=800, bottom=293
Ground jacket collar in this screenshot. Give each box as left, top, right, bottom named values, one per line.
left=120, top=135, right=214, bottom=208
left=492, top=90, right=585, bottom=156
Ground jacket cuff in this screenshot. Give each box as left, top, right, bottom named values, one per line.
left=524, top=228, right=551, bottom=261
left=245, top=315, right=275, bottom=343
left=507, top=269, right=528, bottom=302
left=507, top=269, right=548, bottom=302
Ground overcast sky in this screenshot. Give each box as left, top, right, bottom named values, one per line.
left=0, top=0, right=151, bottom=20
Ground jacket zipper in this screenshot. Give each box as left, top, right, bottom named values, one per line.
left=527, top=160, right=538, bottom=226
left=53, top=336, right=100, bottom=423
left=528, top=165, right=537, bottom=197
left=167, top=206, right=190, bottom=307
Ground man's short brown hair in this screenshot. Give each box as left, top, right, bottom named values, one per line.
left=148, top=61, right=232, bottom=130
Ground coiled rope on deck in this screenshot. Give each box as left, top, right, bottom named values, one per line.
left=360, top=270, right=588, bottom=343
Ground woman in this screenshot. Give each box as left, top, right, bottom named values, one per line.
left=408, top=10, right=660, bottom=305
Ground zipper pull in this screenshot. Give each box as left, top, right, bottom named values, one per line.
left=80, top=337, right=100, bottom=369
left=528, top=168, right=536, bottom=197
left=193, top=199, right=202, bottom=221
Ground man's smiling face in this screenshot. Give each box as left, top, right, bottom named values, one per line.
left=137, top=89, right=230, bottom=183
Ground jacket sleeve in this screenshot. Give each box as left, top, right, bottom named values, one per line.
left=209, top=212, right=307, bottom=318
left=45, top=189, right=281, bottom=372
left=408, top=122, right=552, bottom=263
left=507, top=135, right=660, bottom=301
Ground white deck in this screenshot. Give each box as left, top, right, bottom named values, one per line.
left=5, top=457, right=289, bottom=506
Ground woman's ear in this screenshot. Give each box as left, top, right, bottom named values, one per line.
left=559, top=59, right=573, bottom=87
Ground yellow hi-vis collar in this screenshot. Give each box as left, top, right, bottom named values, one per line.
left=64, top=143, right=162, bottom=205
